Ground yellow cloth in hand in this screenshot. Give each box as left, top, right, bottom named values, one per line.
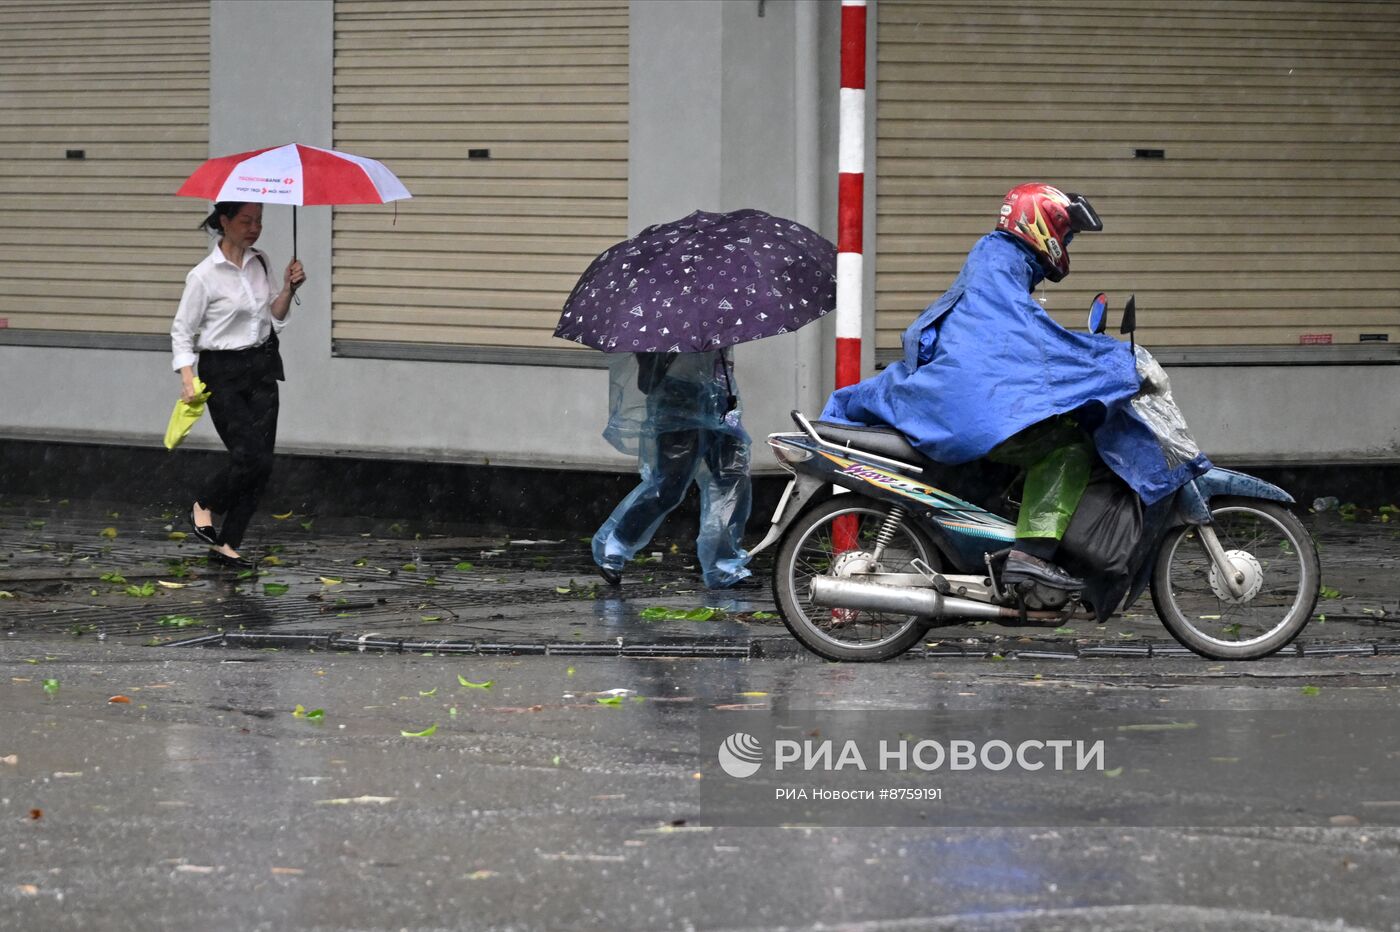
left=164, top=377, right=211, bottom=450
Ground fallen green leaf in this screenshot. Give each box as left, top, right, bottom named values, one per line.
left=596, top=696, right=623, bottom=706
left=1319, top=585, right=1341, bottom=599
left=419, top=687, right=438, bottom=697
left=1301, top=685, right=1321, bottom=697
left=1104, top=767, right=1124, bottom=778
left=401, top=724, right=438, bottom=738
left=99, top=527, right=118, bottom=539
left=640, top=605, right=724, bottom=621
left=124, top=582, right=156, bottom=598
left=100, top=572, right=126, bottom=584
left=157, top=615, right=201, bottom=628
left=457, top=676, right=493, bottom=689
left=42, top=678, right=60, bottom=695
left=402, top=563, right=418, bottom=572
left=263, top=583, right=290, bottom=596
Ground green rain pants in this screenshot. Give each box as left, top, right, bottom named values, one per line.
left=987, top=416, right=1093, bottom=541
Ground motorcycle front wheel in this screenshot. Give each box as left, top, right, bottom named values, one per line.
left=1150, top=499, right=1320, bottom=659
left=773, top=497, right=939, bottom=662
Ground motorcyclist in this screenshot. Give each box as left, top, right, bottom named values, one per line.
left=821, top=183, right=1137, bottom=590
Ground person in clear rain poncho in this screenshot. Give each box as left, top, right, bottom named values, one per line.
left=593, top=349, right=753, bottom=590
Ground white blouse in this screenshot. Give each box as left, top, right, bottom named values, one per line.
left=170, top=244, right=288, bottom=371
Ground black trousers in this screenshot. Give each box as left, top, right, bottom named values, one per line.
left=196, top=339, right=282, bottom=550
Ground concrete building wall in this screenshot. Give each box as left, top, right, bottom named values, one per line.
left=0, top=0, right=839, bottom=473
left=0, top=0, right=1396, bottom=472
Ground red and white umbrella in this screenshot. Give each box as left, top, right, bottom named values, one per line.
left=176, top=143, right=410, bottom=255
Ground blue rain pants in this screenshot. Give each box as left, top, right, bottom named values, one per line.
left=593, top=424, right=752, bottom=589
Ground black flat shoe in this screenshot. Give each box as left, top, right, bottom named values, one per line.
left=188, top=507, right=218, bottom=546
left=208, top=549, right=256, bottom=570
left=1003, top=550, right=1083, bottom=591
left=597, top=564, right=622, bottom=587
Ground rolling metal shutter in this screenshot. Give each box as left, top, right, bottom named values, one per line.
left=0, top=0, right=210, bottom=340
left=876, top=0, right=1400, bottom=354
left=330, top=0, right=628, bottom=353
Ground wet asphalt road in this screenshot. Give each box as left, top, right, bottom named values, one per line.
left=5, top=495, right=1400, bottom=929
left=2, top=493, right=1399, bottom=657
left=4, top=643, right=1400, bottom=931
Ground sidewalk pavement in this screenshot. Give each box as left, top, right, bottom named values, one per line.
left=3, top=493, right=1399, bottom=660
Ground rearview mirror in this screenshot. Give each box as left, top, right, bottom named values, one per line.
left=1120, top=294, right=1137, bottom=335
left=1088, top=293, right=1108, bottom=334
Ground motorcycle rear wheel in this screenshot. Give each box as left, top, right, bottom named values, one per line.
left=1150, top=499, right=1319, bottom=659
left=773, top=497, right=939, bottom=662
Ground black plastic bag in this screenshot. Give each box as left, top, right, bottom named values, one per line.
left=1059, top=469, right=1145, bottom=621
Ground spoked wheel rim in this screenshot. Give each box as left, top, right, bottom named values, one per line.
left=1159, top=505, right=1313, bottom=650
left=784, top=504, right=935, bottom=654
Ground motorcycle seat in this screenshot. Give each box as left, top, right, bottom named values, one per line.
left=810, top=420, right=928, bottom=471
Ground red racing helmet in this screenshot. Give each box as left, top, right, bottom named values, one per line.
left=995, top=183, right=1102, bottom=282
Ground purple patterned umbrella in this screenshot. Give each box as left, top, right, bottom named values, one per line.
left=554, top=208, right=836, bottom=353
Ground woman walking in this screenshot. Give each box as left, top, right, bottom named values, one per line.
left=171, top=201, right=304, bottom=568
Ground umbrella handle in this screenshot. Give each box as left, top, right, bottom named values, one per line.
left=722, top=349, right=737, bottom=413
left=292, top=205, right=301, bottom=306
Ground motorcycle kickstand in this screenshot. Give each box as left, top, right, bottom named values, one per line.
left=910, top=558, right=950, bottom=594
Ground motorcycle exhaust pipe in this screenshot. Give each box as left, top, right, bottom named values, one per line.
left=809, top=577, right=1060, bottom=622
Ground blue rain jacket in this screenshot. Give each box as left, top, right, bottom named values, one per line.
left=821, top=232, right=1208, bottom=504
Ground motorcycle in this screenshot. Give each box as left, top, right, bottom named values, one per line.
left=749, top=296, right=1321, bottom=662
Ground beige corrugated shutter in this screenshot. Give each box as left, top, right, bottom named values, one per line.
left=0, top=0, right=209, bottom=339
left=331, top=0, right=628, bottom=353
left=876, top=0, right=1400, bottom=354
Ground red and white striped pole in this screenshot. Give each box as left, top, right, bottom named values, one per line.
left=835, top=0, right=866, bottom=390
left=832, top=0, right=867, bottom=563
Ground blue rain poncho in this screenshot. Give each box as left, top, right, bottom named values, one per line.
left=594, top=350, right=752, bottom=588
left=821, top=232, right=1209, bottom=505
